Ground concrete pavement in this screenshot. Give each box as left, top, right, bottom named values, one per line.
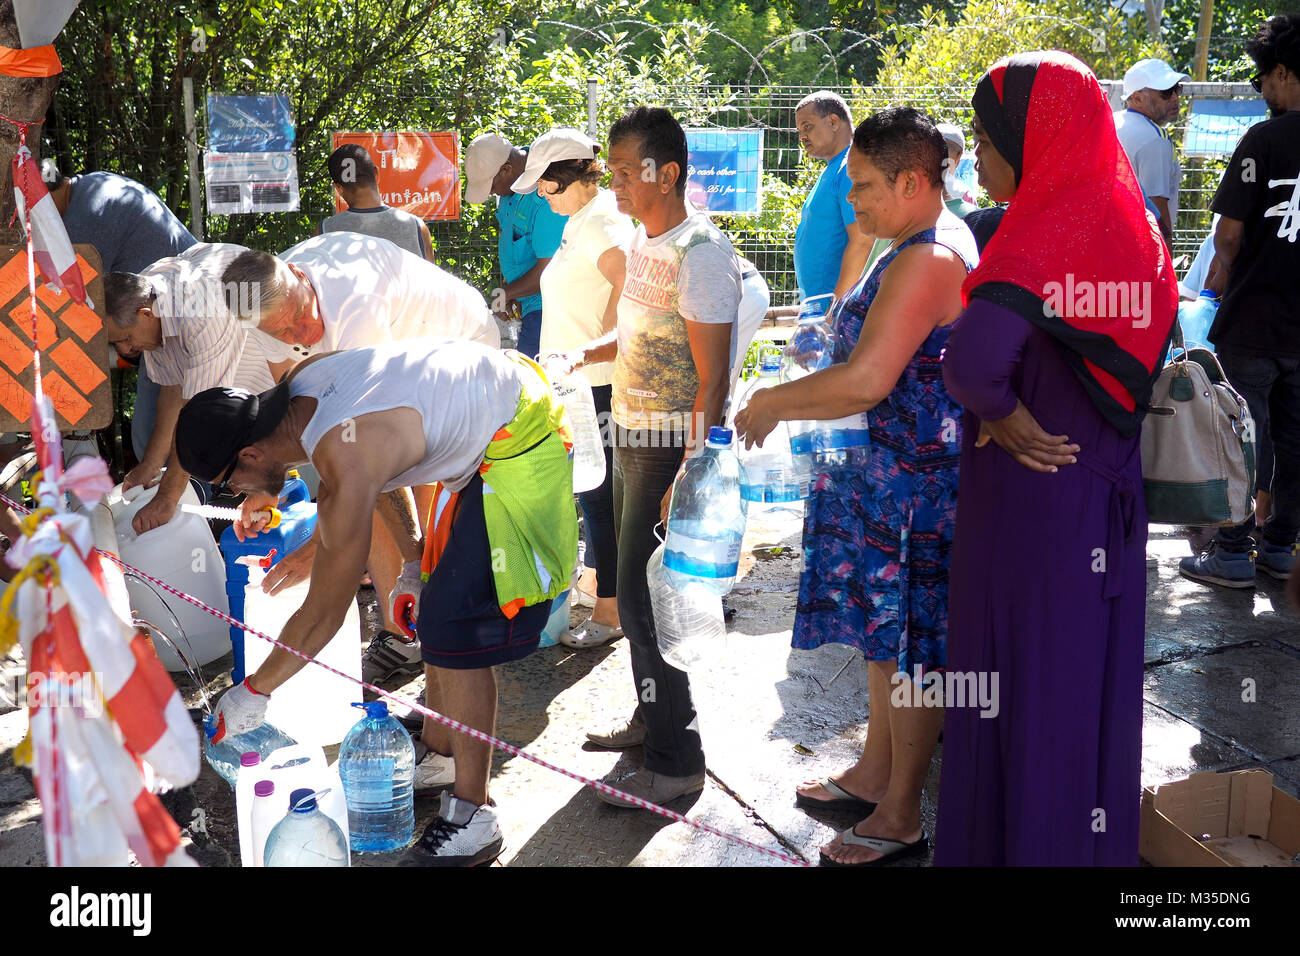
left=1, top=510, right=1298, bottom=866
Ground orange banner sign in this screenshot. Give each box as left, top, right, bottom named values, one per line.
left=330, top=131, right=461, bottom=221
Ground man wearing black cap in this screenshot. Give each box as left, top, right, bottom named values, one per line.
left=178, top=339, right=576, bottom=866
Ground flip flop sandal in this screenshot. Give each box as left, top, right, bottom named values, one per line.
left=795, top=777, right=878, bottom=814
left=820, top=830, right=929, bottom=868
left=559, top=620, right=624, bottom=649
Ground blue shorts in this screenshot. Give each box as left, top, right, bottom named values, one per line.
left=416, top=473, right=550, bottom=670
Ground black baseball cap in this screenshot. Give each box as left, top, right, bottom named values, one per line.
left=175, top=382, right=291, bottom=487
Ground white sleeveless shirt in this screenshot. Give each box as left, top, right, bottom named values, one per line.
left=289, top=339, right=523, bottom=492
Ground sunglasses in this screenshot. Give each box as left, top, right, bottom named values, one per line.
left=1156, top=85, right=1182, bottom=100
left=1250, top=73, right=1263, bottom=93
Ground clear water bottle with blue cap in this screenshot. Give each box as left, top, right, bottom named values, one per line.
left=1176, top=289, right=1219, bottom=354
left=663, top=426, right=746, bottom=596
left=783, top=300, right=869, bottom=470
left=337, top=701, right=415, bottom=852
left=262, top=787, right=350, bottom=867
left=734, top=348, right=808, bottom=503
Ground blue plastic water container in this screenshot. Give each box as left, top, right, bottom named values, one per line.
left=220, top=471, right=316, bottom=683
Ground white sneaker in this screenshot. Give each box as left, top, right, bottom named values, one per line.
left=413, top=750, right=456, bottom=795
left=400, top=792, right=503, bottom=867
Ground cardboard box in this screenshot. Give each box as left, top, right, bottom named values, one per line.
left=1141, top=769, right=1300, bottom=866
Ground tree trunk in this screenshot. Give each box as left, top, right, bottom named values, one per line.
left=0, top=0, right=62, bottom=245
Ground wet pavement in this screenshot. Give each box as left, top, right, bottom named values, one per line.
left=1, top=511, right=1298, bottom=867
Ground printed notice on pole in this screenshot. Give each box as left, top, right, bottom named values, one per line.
left=204, top=151, right=300, bottom=214
left=205, top=94, right=300, bottom=214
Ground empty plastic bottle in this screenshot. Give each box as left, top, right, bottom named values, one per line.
left=734, top=351, right=808, bottom=503
left=663, top=426, right=746, bottom=596
left=1176, top=289, right=1219, bottom=354
left=248, top=780, right=280, bottom=867
left=203, top=715, right=297, bottom=788
left=338, top=701, right=415, bottom=852
left=262, top=788, right=350, bottom=867
left=782, top=306, right=869, bottom=470
left=544, top=360, right=606, bottom=493
left=648, top=543, right=726, bottom=671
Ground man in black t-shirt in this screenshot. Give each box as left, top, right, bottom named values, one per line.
left=1181, top=13, right=1300, bottom=589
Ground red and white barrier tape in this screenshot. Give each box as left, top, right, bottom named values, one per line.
left=0, top=491, right=810, bottom=866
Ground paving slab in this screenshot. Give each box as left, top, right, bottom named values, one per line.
left=1140, top=701, right=1255, bottom=789
left=1144, top=529, right=1300, bottom=661
left=1144, top=645, right=1300, bottom=761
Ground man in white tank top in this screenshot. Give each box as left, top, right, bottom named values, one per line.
left=222, top=232, right=500, bottom=646
left=176, top=339, right=572, bottom=866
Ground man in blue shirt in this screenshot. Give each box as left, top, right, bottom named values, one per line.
left=45, top=163, right=197, bottom=465
left=793, top=92, right=875, bottom=302
left=463, top=134, right=567, bottom=358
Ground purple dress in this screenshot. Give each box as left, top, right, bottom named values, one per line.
left=935, top=298, right=1146, bottom=866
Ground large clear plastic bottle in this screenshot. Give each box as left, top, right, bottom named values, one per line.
left=1176, top=289, right=1219, bottom=354
left=203, top=716, right=297, bottom=788
left=734, top=353, right=808, bottom=504
left=337, top=701, right=415, bottom=852
left=262, top=788, right=350, bottom=867
left=648, top=542, right=726, bottom=670
left=783, top=299, right=870, bottom=471
left=663, top=426, right=746, bottom=596
left=544, top=359, right=606, bottom=493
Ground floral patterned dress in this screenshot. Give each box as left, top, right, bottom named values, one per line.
left=791, top=219, right=975, bottom=674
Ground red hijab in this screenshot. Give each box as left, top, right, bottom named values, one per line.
left=962, top=51, right=1178, bottom=438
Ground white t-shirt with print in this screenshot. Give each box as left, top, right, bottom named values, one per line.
left=539, top=189, right=633, bottom=387
left=613, top=211, right=742, bottom=430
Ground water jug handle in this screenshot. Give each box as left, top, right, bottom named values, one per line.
left=279, top=470, right=311, bottom=508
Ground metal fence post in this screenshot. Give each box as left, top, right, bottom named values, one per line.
left=182, top=76, right=204, bottom=242
left=587, top=77, right=599, bottom=137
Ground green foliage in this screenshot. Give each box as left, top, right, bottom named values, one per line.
left=873, top=0, right=1169, bottom=95
left=49, top=0, right=565, bottom=260
left=1158, top=0, right=1277, bottom=79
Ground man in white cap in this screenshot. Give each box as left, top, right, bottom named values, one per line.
left=463, top=133, right=568, bottom=357
left=1115, top=57, right=1191, bottom=242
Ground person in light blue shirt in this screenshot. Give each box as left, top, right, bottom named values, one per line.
left=463, top=134, right=567, bottom=358
left=793, top=91, right=875, bottom=302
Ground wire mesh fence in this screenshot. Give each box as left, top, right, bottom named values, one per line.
left=162, top=79, right=1263, bottom=308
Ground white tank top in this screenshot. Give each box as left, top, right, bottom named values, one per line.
left=289, top=339, right=523, bottom=492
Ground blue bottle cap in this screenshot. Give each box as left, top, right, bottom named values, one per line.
left=708, top=426, right=733, bottom=445
left=352, top=701, right=389, bottom=719
left=289, top=787, right=317, bottom=813
left=1198, top=289, right=1219, bottom=300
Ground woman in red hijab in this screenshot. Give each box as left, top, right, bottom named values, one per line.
left=936, top=51, right=1177, bottom=865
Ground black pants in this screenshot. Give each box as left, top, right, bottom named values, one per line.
left=578, top=384, right=618, bottom=598
left=1215, top=350, right=1300, bottom=552
left=613, top=428, right=705, bottom=776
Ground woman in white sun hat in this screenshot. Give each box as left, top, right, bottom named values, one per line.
left=515, top=128, right=634, bottom=648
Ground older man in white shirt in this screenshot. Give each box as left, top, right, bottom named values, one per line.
left=1114, top=58, right=1191, bottom=241
left=105, top=242, right=284, bottom=533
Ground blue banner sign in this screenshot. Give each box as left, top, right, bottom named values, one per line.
left=685, top=128, right=763, bottom=215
